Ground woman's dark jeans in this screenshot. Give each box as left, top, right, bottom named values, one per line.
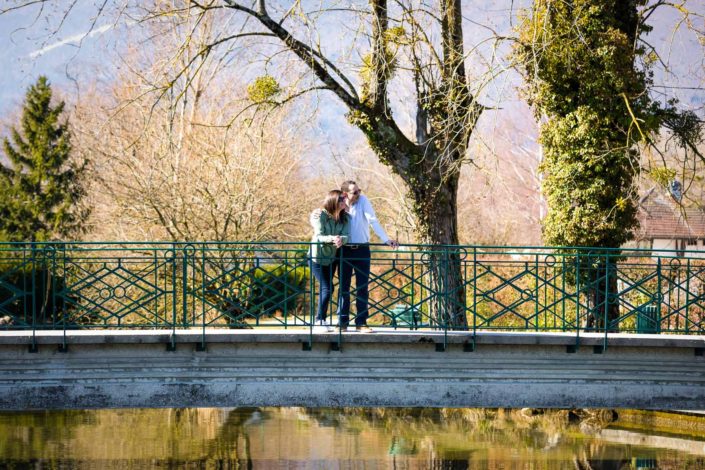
left=308, top=258, right=338, bottom=322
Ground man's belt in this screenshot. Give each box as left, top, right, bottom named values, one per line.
left=346, top=244, right=369, bottom=249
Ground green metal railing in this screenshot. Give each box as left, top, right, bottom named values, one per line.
left=1, top=242, right=704, bottom=348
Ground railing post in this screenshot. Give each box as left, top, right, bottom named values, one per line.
left=437, top=246, right=448, bottom=352
left=168, top=244, right=177, bottom=351
left=411, top=250, right=416, bottom=330
left=53, top=245, right=68, bottom=353
left=573, top=253, right=581, bottom=352
left=326, top=246, right=334, bottom=331
left=180, top=246, right=186, bottom=328
left=30, top=244, right=39, bottom=352
left=471, top=246, right=477, bottom=351
left=657, top=256, right=663, bottom=330
left=303, top=242, right=314, bottom=351
left=685, top=257, right=691, bottom=334
left=283, top=248, right=289, bottom=328
left=561, top=254, right=566, bottom=332
left=199, top=244, right=206, bottom=352
left=23, top=245, right=37, bottom=352
left=334, top=243, right=344, bottom=351
left=602, top=252, right=610, bottom=352
left=534, top=253, right=540, bottom=332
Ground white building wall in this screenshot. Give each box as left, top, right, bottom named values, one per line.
left=652, top=238, right=678, bottom=258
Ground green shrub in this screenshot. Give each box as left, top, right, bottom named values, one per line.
left=0, top=260, right=74, bottom=328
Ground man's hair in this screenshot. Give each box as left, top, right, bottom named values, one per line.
left=341, top=180, right=357, bottom=192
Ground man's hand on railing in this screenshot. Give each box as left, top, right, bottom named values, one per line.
left=385, top=239, right=399, bottom=249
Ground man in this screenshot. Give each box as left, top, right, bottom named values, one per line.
left=327, top=180, right=398, bottom=332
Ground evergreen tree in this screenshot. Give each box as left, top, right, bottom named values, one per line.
left=0, top=76, right=88, bottom=242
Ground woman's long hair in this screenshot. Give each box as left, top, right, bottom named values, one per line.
left=322, top=190, right=348, bottom=224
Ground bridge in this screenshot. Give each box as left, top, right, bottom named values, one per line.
left=1, top=242, right=704, bottom=410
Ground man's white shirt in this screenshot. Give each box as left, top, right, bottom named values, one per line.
left=346, top=194, right=390, bottom=244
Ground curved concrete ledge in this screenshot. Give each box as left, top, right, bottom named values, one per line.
left=1, top=330, right=704, bottom=410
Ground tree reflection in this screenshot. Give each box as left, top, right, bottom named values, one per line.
left=1, top=408, right=705, bottom=468
left=294, top=408, right=704, bottom=469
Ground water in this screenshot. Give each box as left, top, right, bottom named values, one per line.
left=1, top=407, right=704, bottom=469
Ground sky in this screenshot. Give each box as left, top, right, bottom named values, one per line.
left=0, top=0, right=126, bottom=115
left=0, top=1, right=538, bottom=116
left=0, top=1, right=702, bottom=145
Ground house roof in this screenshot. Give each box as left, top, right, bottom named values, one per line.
left=636, top=188, right=705, bottom=240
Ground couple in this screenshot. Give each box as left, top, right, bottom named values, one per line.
left=308, top=180, right=398, bottom=333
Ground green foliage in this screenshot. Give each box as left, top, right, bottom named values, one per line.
left=517, top=0, right=703, bottom=250
left=346, top=109, right=374, bottom=133
left=248, top=263, right=310, bottom=316
left=384, top=26, right=407, bottom=45
left=539, top=108, right=639, bottom=248
left=247, top=75, right=281, bottom=104
left=208, top=261, right=310, bottom=326
left=0, top=257, right=73, bottom=328
left=649, top=167, right=677, bottom=188
left=0, top=76, right=88, bottom=242
left=359, top=49, right=398, bottom=92
left=358, top=28, right=402, bottom=106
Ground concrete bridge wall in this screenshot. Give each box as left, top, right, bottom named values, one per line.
left=1, top=330, right=704, bottom=410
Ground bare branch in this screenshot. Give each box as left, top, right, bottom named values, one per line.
left=220, top=0, right=361, bottom=109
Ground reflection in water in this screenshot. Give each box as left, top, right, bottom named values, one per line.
left=0, top=407, right=704, bottom=468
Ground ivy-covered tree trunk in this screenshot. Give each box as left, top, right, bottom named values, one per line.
left=584, top=259, right=620, bottom=331
left=516, top=0, right=664, bottom=330
left=413, top=172, right=466, bottom=327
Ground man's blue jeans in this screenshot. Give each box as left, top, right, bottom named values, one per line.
left=308, top=259, right=337, bottom=322
left=336, top=245, right=370, bottom=327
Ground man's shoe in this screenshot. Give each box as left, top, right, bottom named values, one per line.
left=355, top=325, right=375, bottom=333
left=337, top=326, right=348, bottom=332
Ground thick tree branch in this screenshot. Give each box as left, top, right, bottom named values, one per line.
left=368, top=0, right=389, bottom=113
left=221, top=0, right=362, bottom=110
left=439, top=0, right=479, bottom=159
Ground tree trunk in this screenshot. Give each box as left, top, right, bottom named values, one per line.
left=408, top=169, right=468, bottom=329
left=584, top=258, right=620, bottom=331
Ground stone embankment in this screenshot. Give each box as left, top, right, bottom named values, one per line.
left=0, top=329, right=704, bottom=410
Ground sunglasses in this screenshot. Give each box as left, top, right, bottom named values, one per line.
left=349, top=190, right=361, bottom=196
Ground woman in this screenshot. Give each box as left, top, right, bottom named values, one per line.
left=309, top=190, right=350, bottom=333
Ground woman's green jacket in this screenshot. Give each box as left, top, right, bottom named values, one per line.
left=309, top=211, right=350, bottom=266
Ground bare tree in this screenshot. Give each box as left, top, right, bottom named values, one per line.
left=75, top=95, right=310, bottom=242
left=70, top=13, right=312, bottom=243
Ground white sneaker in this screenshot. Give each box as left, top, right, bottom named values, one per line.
left=313, top=324, right=334, bottom=333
